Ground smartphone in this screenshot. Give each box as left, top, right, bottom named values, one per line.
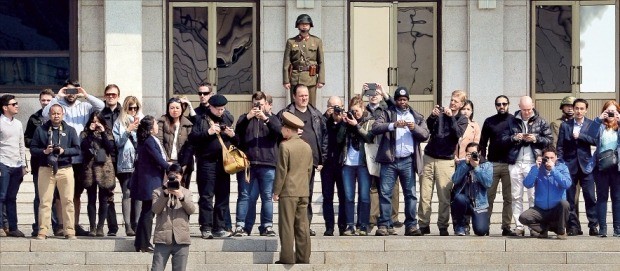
left=346, top=112, right=354, bottom=119
left=363, top=89, right=377, bottom=97
left=65, top=88, right=78, bottom=95
left=254, top=102, right=261, bottom=108
left=366, top=83, right=377, bottom=90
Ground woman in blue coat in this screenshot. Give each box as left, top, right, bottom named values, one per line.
left=132, top=115, right=169, bottom=252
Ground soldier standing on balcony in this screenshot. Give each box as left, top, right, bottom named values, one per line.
left=283, top=14, right=325, bottom=106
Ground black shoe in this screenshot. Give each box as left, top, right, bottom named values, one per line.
left=420, top=226, right=430, bottom=235
left=107, top=231, right=117, bottom=237
left=502, top=228, right=517, bottom=236
left=439, top=228, right=449, bottom=236
left=404, top=227, right=422, bottom=236
left=309, top=228, right=316, bottom=236
left=75, top=225, right=89, bottom=236
left=324, top=229, right=334, bottom=236
left=567, top=228, right=579, bottom=236
left=338, top=228, right=345, bottom=236
left=537, top=230, right=549, bottom=239
left=589, top=228, right=599, bottom=236
left=393, top=221, right=404, bottom=228
left=375, top=226, right=388, bottom=236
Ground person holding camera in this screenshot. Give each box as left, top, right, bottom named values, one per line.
left=150, top=164, right=195, bottom=271
left=418, top=90, right=469, bottom=236
left=30, top=104, right=81, bottom=239
left=319, top=96, right=347, bottom=236
left=450, top=142, right=492, bottom=236
left=233, top=91, right=281, bottom=237
left=584, top=100, right=620, bottom=237
left=518, top=146, right=571, bottom=239
left=371, top=87, right=429, bottom=236
left=42, top=79, right=105, bottom=236
left=80, top=111, right=116, bottom=237
left=132, top=115, right=170, bottom=252
left=503, top=96, right=553, bottom=236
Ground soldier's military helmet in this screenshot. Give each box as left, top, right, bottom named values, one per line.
left=296, top=14, right=314, bottom=28
left=559, top=96, right=576, bottom=109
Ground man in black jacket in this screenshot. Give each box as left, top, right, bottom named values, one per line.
left=277, top=84, right=327, bottom=236
left=30, top=104, right=81, bottom=240
left=24, top=89, right=56, bottom=237
left=233, top=91, right=282, bottom=237
left=189, top=94, right=237, bottom=239
left=503, top=96, right=553, bottom=236
left=418, top=90, right=468, bottom=236
left=100, top=84, right=121, bottom=236
left=479, top=95, right=517, bottom=236
left=371, top=87, right=429, bottom=236
left=320, top=96, right=346, bottom=236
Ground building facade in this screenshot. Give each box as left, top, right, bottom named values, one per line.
left=1, top=0, right=618, bottom=125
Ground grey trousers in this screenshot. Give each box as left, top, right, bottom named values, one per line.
left=151, top=241, right=190, bottom=271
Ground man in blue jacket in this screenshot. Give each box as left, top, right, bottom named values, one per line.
left=519, top=146, right=571, bottom=239
left=451, top=142, right=492, bottom=236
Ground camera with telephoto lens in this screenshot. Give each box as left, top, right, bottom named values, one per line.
left=52, top=144, right=61, bottom=155
left=471, top=152, right=479, bottom=161
left=333, top=105, right=343, bottom=114
left=167, top=174, right=180, bottom=191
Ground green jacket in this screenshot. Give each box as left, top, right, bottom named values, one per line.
left=283, top=34, right=325, bottom=86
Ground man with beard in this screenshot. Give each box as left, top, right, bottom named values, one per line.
left=42, top=80, right=105, bottom=236
left=503, top=96, right=553, bottom=236
left=418, top=90, right=468, bottom=236
left=277, top=84, right=327, bottom=236
left=480, top=95, right=517, bottom=236
left=371, top=87, right=429, bottom=236
left=283, top=14, right=325, bottom=106
left=189, top=94, right=237, bottom=239
left=556, top=98, right=598, bottom=236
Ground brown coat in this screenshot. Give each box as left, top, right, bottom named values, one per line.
left=80, top=130, right=116, bottom=190
left=152, top=187, right=195, bottom=245
left=273, top=135, right=314, bottom=197
left=156, top=115, right=193, bottom=162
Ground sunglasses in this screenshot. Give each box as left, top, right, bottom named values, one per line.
left=128, top=106, right=139, bottom=111
left=6, top=102, right=18, bottom=107
left=105, top=93, right=118, bottom=97
left=495, top=102, right=508, bottom=107
left=198, top=92, right=212, bottom=96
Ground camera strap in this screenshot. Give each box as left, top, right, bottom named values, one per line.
left=47, top=124, right=63, bottom=146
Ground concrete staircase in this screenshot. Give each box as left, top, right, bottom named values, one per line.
left=1, top=169, right=617, bottom=270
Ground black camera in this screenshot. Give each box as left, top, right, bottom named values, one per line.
left=346, top=111, right=354, bottom=119
left=219, top=123, right=228, bottom=130
left=167, top=174, right=180, bottom=190
left=541, top=157, right=548, bottom=165
left=52, top=144, right=61, bottom=155
left=333, top=105, right=343, bottom=114
left=608, top=112, right=615, bottom=118
left=65, top=88, right=78, bottom=95
left=438, top=106, right=445, bottom=113
left=471, top=152, right=479, bottom=161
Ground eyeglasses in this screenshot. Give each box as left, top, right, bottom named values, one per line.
left=7, top=102, right=18, bottom=107
left=495, top=102, right=508, bottom=107
left=105, top=93, right=118, bottom=98
left=128, top=106, right=139, bottom=111
left=198, top=92, right=211, bottom=96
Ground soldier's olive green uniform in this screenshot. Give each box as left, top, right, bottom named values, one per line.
left=283, top=34, right=325, bottom=106
left=274, top=134, right=314, bottom=264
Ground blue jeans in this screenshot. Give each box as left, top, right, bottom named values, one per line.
left=595, top=168, right=620, bottom=235
left=378, top=156, right=418, bottom=228
left=451, top=193, right=490, bottom=236
left=342, top=165, right=371, bottom=228
left=236, top=166, right=274, bottom=233
left=0, top=163, right=23, bottom=231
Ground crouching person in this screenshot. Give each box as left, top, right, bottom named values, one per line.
left=451, top=142, right=492, bottom=236
left=519, top=146, right=571, bottom=239
left=151, top=164, right=196, bottom=271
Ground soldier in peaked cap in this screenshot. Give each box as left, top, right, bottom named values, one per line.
left=283, top=14, right=325, bottom=106
left=273, top=112, right=313, bottom=264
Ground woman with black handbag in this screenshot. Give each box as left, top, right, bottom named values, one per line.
left=80, top=111, right=116, bottom=237
left=586, top=100, right=620, bottom=237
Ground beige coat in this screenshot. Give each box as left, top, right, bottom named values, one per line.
left=273, top=135, right=314, bottom=197
left=152, top=187, right=195, bottom=245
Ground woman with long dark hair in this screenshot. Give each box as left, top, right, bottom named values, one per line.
left=587, top=100, right=620, bottom=237
left=156, top=97, right=194, bottom=189
left=455, top=100, right=481, bottom=162
left=80, top=111, right=116, bottom=237
left=132, top=115, right=169, bottom=252
left=112, top=96, right=143, bottom=236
